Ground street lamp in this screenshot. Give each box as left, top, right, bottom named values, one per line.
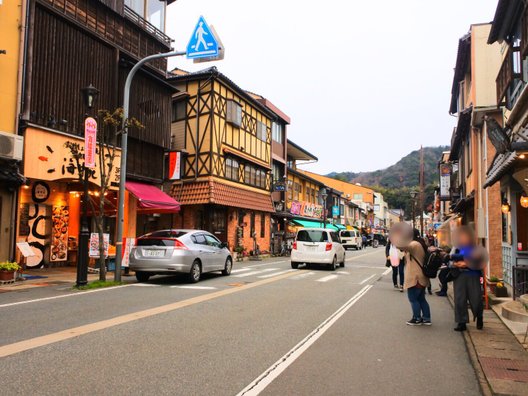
left=77, top=84, right=99, bottom=287
left=321, top=188, right=328, bottom=229
left=410, top=189, right=418, bottom=230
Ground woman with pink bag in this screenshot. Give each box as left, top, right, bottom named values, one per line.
left=386, top=237, right=405, bottom=292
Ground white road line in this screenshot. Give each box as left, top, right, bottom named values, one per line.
left=359, top=274, right=376, bottom=285
left=336, top=271, right=349, bottom=275
left=170, top=285, right=217, bottom=290
left=257, top=270, right=295, bottom=279
left=231, top=268, right=251, bottom=274
left=130, top=283, right=160, bottom=287
left=353, top=265, right=387, bottom=269
left=0, top=285, right=131, bottom=309
left=233, top=268, right=279, bottom=278
left=290, top=271, right=316, bottom=280
left=316, top=274, right=339, bottom=283
left=383, top=268, right=392, bottom=276
left=237, top=285, right=373, bottom=396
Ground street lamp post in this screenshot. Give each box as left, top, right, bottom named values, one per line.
left=410, top=189, right=418, bottom=230
left=321, top=188, right=328, bottom=228
left=114, top=50, right=187, bottom=281
left=77, top=84, right=99, bottom=287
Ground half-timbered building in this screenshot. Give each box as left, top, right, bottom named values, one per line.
left=168, top=67, right=276, bottom=255
left=14, top=0, right=178, bottom=268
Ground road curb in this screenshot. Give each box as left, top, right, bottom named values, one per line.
left=446, top=291, right=493, bottom=396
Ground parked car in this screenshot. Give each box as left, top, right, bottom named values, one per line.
left=129, top=229, right=233, bottom=283
left=339, top=229, right=363, bottom=250
left=291, top=228, right=346, bottom=270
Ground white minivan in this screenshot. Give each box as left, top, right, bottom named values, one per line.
left=291, top=228, right=346, bottom=270
left=339, top=229, right=363, bottom=250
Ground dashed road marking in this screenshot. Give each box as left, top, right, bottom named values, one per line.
left=231, top=268, right=251, bottom=274
left=316, top=274, right=339, bottom=283
left=233, top=268, right=279, bottom=278
left=131, top=283, right=160, bottom=287
left=290, top=271, right=316, bottom=280
left=170, top=285, right=217, bottom=290
left=359, top=274, right=376, bottom=285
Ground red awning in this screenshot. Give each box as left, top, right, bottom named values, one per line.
left=126, top=181, right=180, bottom=213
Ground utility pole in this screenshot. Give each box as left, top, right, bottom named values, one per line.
left=419, top=145, right=425, bottom=237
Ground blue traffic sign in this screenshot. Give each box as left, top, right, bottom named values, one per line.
left=187, top=16, right=219, bottom=59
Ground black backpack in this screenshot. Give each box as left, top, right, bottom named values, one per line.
left=412, top=247, right=444, bottom=279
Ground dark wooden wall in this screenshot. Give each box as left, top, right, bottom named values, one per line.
left=26, top=2, right=172, bottom=181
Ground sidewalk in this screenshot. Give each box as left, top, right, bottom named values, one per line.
left=448, top=290, right=528, bottom=395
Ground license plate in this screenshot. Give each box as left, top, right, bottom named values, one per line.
left=143, top=249, right=164, bottom=257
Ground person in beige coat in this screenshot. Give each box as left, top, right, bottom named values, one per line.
left=392, top=225, right=431, bottom=326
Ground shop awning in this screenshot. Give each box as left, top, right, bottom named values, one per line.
left=126, top=181, right=180, bottom=213
left=335, top=224, right=347, bottom=230
left=291, top=219, right=339, bottom=231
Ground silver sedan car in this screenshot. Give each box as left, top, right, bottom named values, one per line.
left=129, top=229, right=233, bottom=283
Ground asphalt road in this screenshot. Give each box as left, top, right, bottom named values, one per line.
left=0, top=247, right=481, bottom=395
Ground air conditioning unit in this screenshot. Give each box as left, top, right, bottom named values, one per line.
left=0, top=131, right=24, bottom=161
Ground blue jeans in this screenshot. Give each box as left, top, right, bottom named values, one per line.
left=407, top=286, right=431, bottom=321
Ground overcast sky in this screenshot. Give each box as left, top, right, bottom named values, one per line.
left=166, top=0, right=498, bottom=174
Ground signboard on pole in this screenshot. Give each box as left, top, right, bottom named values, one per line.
left=168, top=151, right=181, bottom=180
left=439, top=163, right=451, bottom=201
left=121, top=238, right=135, bottom=268
left=89, top=233, right=109, bottom=258
left=84, top=117, right=97, bottom=169
left=186, top=16, right=219, bottom=60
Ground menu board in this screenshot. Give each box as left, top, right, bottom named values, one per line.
left=50, top=205, right=69, bottom=262
left=89, top=233, right=109, bottom=258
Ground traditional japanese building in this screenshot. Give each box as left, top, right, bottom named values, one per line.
left=485, top=0, right=528, bottom=296
left=448, top=23, right=504, bottom=282
left=167, top=67, right=276, bottom=255
left=14, top=0, right=178, bottom=268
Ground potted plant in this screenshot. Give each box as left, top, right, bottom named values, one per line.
left=495, top=281, right=508, bottom=298
left=487, top=275, right=500, bottom=294
left=234, top=246, right=246, bottom=262
left=0, top=261, right=20, bottom=281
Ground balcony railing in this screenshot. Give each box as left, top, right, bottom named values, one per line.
left=124, top=6, right=171, bottom=47
left=496, top=45, right=522, bottom=107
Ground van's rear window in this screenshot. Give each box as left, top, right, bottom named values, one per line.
left=340, top=231, right=352, bottom=238
left=297, top=230, right=328, bottom=243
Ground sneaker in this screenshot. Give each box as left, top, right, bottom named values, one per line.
left=422, top=320, right=432, bottom=326
left=406, top=318, right=423, bottom=326
left=399, top=285, right=404, bottom=293
left=454, top=323, right=467, bottom=332
left=435, top=291, right=447, bottom=297
left=393, top=284, right=399, bottom=289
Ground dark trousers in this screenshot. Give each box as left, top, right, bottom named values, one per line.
left=438, top=268, right=450, bottom=293
left=453, top=272, right=483, bottom=324
left=407, top=286, right=431, bottom=321
left=392, top=264, right=404, bottom=286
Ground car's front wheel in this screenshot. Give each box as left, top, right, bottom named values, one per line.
left=291, top=261, right=299, bottom=269
left=135, top=271, right=150, bottom=283
left=188, top=260, right=201, bottom=283
left=222, top=257, right=233, bottom=276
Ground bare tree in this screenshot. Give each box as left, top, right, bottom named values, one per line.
left=66, top=109, right=142, bottom=282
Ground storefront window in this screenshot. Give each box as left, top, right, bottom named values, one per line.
left=260, top=213, right=266, bottom=238
left=516, top=196, right=528, bottom=251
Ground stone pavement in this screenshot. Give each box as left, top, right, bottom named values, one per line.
left=448, top=291, right=528, bottom=395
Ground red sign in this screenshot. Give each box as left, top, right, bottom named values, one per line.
left=168, top=151, right=181, bottom=180
left=84, top=117, right=97, bottom=169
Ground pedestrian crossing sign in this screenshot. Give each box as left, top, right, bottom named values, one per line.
left=187, top=16, right=219, bottom=59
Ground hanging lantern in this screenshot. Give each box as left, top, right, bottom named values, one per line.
left=520, top=193, right=528, bottom=209
left=501, top=200, right=511, bottom=214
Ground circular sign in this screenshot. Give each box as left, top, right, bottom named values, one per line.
left=31, top=181, right=50, bottom=203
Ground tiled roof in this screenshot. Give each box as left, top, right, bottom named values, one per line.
left=171, top=178, right=275, bottom=212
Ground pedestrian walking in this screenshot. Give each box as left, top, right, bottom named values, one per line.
left=386, top=239, right=404, bottom=292
left=451, top=226, right=485, bottom=332
left=390, top=224, right=431, bottom=326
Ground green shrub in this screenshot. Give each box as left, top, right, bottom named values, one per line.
left=0, top=262, right=20, bottom=272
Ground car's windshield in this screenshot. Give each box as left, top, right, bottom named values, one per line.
left=144, top=230, right=188, bottom=239
left=297, top=230, right=328, bottom=242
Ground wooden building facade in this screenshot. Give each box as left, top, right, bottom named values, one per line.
left=168, top=67, right=276, bottom=255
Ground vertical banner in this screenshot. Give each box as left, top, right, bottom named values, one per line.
left=122, top=238, right=136, bottom=268
left=84, top=117, right=97, bottom=169
left=439, top=163, right=451, bottom=200
left=168, top=151, right=181, bottom=180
